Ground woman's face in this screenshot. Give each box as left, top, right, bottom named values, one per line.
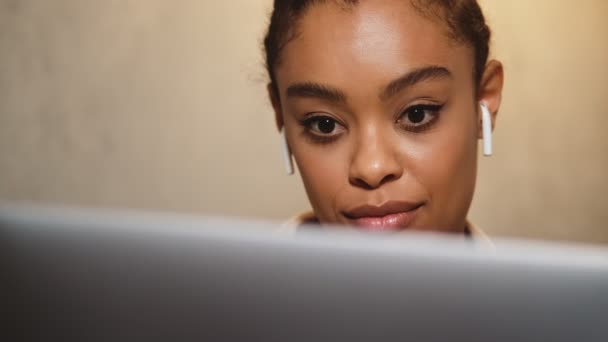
left=271, top=0, right=499, bottom=233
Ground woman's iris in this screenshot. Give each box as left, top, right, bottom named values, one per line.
left=407, top=107, right=426, bottom=124
left=318, top=118, right=336, bottom=134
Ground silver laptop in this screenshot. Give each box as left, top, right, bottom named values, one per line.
left=2, top=202, right=608, bottom=341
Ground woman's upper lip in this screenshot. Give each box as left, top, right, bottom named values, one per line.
left=343, top=200, right=424, bottom=219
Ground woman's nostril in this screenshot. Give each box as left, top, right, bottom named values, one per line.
left=351, top=172, right=400, bottom=190
left=381, top=173, right=398, bottom=185
left=352, top=177, right=374, bottom=190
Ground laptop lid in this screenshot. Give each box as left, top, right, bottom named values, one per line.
left=2, top=203, right=607, bottom=341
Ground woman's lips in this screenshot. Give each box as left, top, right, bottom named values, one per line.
left=342, top=201, right=424, bottom=231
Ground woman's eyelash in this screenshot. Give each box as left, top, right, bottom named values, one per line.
left=401, top=104, right=444, bottom=117
left=299, top=115, right=343, bottom=144
left=397, top=104, right=444, bottom=132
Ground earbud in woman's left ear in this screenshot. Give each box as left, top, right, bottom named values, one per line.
left=480, top=103, right=493, bottom=157
left=281, top=127, right=294, bottom=175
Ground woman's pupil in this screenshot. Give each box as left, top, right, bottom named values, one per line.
left=408, top=108, right=425, bottom=124
left=318, top=118, right=335, bottom=133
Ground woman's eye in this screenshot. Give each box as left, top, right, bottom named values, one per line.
left=304, top=116, right=345, bottom=136
left=397, top=104, right=442, bottom=131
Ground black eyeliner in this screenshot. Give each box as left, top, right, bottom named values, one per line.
left=397, top=103, right=445, bottom=133
left=298, top=115, right=343, bottom=145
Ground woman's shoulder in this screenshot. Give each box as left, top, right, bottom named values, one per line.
left=278, top=210, right=319, bottom=233
left=466, top=221, right=494, bottom=246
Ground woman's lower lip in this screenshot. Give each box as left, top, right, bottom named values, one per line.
left=348, top=208, right=421, bottom=231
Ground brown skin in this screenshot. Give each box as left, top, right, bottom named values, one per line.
left=269, top=0, right=504, bottom=233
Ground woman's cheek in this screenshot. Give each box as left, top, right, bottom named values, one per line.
left=294, top=144, right=348, bottom=220
left=410, top=119, right=478, bottom=227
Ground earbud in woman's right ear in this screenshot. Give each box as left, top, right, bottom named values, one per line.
left=281, top=127, right=294, bottom=175
left=480, top=103, right=493, bottom=157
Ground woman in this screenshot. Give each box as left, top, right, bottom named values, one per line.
left=264, top=0, right=504, bottom=236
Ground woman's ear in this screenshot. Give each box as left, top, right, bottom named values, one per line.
left=267, top=83, right=284, bottom=131
left=477, top=60, right=504, bottom=138
left=268, top=83, right=295, bottom=175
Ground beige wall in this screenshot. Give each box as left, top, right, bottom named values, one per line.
left=0, top=0, right=606, bottom=244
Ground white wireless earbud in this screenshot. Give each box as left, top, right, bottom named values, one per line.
left=280, top=127, right=294, bottom=175
left=480, top=103, right=493, bottom=156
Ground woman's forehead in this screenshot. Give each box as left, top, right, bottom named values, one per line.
left=275, top=0, right=473, bottom=93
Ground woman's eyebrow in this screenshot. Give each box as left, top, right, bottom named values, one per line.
left=381, top=66, right=452, bottom=100
left=286, top=82, right=347, bottom=104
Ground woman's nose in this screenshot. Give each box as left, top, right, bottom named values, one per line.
left=348, top=128, right=403, bottom=190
